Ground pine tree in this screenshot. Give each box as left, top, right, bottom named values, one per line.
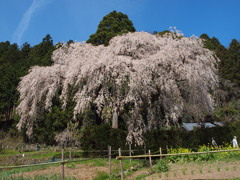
left=87, top=10, right=136, bottom=46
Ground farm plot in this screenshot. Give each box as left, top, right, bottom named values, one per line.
left=144, top=161, right=240, bottom=180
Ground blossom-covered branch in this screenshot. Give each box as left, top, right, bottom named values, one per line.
left=16, top=31, right=219, bottom=145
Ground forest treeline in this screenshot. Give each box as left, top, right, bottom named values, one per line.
left=0, top=34, right=55, bottom=123
left=0, top=11, right=240, bottom=147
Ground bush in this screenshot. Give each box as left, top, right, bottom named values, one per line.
left=167, top=147, right=192, bottom=162
left=80, top=124, right=128, bottom=153
left=155, top=159, right=169, bottom=172
left=0, top=144, right=4, bottom=153
left=196, top=145, right=214, bottom=161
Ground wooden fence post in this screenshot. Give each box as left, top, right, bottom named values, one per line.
left=61, top=149, right=65, bottom=180
left=144, top=145, right=147, bottom=161
left=108, top=145, right=111, bottom=177
left=129, top=143, right=132, bottom=164
left=148, top=150, right=153, bottom=174
left=69, top=148, right=72, bottom=159
left=118, top=148, right=124, bottom=180
left=159, top=147, right=162, bottom=160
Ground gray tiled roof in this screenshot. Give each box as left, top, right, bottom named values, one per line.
left=182, top=122, right=220, bottom=131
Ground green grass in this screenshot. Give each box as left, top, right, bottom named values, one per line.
left=0, top=149, right=86, bottom=168
left=0, top=163, right=59, bottom=179
left=0, top=150, right=60, bottom=161
left=93, top=172, right=109, bottom=180
left=181, top=169, right=186, bottom=175
left=66, top=163, right=76, bottom=168
left=26, top=152, right=61, bottom=159
left=0, top=149, right=84, bottom=159
left=0, top=150, right=20, bottom=156
left=234, top=166, right=237, bottom=171
left=75, top=158, right=108, bottom=166
left=134, top=174, right=149, bottom=180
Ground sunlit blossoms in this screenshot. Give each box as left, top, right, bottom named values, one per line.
left=16, top=31, right=219, bottom=145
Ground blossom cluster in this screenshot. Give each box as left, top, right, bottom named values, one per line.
left=16, top=31, right=219, bottom=145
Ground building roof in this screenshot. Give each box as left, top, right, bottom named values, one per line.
left=182, top=122, right=222, bottom=131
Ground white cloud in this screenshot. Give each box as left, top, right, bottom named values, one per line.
left=12, top=0, right=50, bottom=45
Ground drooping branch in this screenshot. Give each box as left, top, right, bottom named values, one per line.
left=16, top=31, right=219, bottom=145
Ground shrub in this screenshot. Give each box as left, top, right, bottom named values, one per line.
left=155, top=159, right=169, bottom=173
left=167, top=147, right=192, bottom=162
left=80, top=124, right=128, bottom=153
left=196, top=145, right=214, bottom=161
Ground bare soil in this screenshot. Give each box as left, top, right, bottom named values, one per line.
left=12, top=164, right=108, bottom=180
left=10, top=160, right=240, bottom=179
left=146, top=161, right=240, bottom=180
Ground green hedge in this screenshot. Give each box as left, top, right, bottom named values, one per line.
left=144, top=126, right=233, bottom=152
left=80, top=124, right=128, bottom=153
left=80, top=123, right=240, bottom=154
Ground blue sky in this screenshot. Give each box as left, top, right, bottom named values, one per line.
left=0, top=0, right=239, bottom=47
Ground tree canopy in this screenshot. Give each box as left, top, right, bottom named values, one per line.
left=200, top=34, right=240, bottom=86
left=87, top=10, right=136, bottom=46
left=0, top=34, right=55, bottom=123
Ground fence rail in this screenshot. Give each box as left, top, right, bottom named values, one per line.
left=116, top=148, right=240, bottom=180
left=116, top=148, right=240, bottom=159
